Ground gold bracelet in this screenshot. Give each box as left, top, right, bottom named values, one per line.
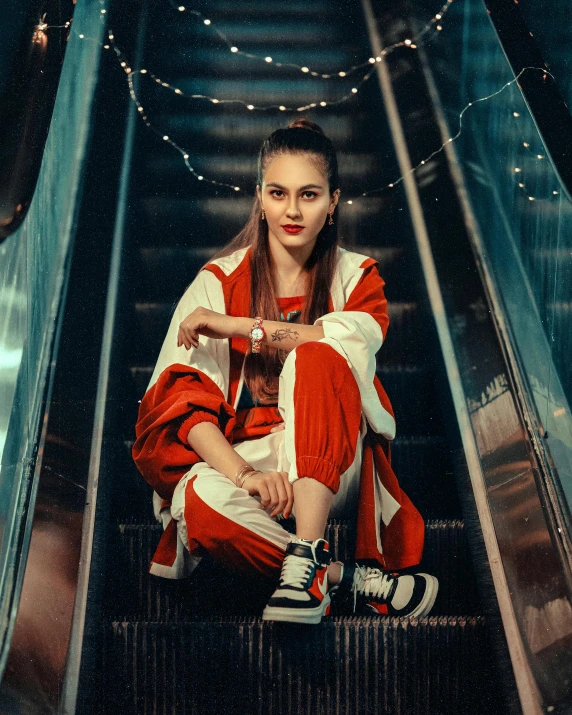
left=235, top=463, right=257, bottom=487
left=238, top=470, right=259, bottom=489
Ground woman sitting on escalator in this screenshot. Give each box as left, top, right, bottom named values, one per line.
left=132, top=117, right=439, bottom=624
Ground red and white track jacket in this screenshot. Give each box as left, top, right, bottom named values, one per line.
left=133, top=246, right=424, bottom=578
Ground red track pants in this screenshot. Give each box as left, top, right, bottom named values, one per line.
left=170, top=342, right=366, bottom=580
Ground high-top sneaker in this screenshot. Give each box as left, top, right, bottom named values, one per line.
left=331, top=563, right=439, bottom=618
left=262, top=537, right=332, bottom=625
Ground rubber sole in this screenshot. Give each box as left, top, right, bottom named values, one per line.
left=407, top=574, right=439, bottom=618
left=262, top=594, right=331, bottom=625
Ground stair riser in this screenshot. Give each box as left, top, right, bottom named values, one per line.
left=103, top=618, right=495, bottom=715
left=107, top=521, right=477, bottom=621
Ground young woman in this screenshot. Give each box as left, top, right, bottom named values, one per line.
left=133, top=117, right=439, bottom=625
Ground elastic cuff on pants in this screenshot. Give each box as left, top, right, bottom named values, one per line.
left=290, top=456, right=340, bottom=493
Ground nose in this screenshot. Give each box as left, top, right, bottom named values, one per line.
left=285, top=196, right=302, bottom=218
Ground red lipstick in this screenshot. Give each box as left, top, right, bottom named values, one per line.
left=282, top=224, right=304, bottom=234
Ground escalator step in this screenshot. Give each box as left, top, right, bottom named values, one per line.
left=131, top=244, right=407, bottom=304
left=136, top=195, right=392, bottom=246
left=116, top=433, right=457, bottom=524
left=129, top=300, right=422, bottom=367
left=106, top=520, right=478, bottom=621
left=102, top=616, right=500, bottom=715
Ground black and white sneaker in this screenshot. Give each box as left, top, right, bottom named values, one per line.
left=332, top=563, right=439, bottom=618
left=262, top=537, right=332, bottom=625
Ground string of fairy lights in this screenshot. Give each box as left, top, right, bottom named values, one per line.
left=163, top=0, right=450, bottom=79
left=102, top=0, right=455, bottom=192
left=37, top=1, right=563, bottom=204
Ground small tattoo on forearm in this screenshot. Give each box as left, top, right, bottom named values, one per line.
left=271, top=328, right=299, bottom=343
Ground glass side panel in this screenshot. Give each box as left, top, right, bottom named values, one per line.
left=418, top=0, right=572, bottom=510
left=518, top=0, right=572, bottom=112
left=0, top=0, right=108, bottom=674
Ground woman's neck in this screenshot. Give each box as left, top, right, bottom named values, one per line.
left=268, top=233, right=314, bottom=298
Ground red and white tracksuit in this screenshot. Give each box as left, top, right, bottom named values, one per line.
left=133, top=246, right=424, bottom=581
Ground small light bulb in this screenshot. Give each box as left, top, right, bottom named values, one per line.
left=234, top=187, right=240, bottom=191
left=376, top=56, right=381, bottom=61
left=184, top=154, right=189, bottom=160
left=523, top=142, right=529, bottom=147
left=108, top=33, right=114, bottom=39
left=231, top=46, right=238, bottom=53
left=537, top=154, right=544, bottom=159
left=79, top=33, right=85, bottom=38
left=514, top=168, right=522, bottom=173
left=528, top=196, right=535, bottom=201
left=553, top=191, right=559, bottom=195
left=435, top=13, right=442, bottom=19
left=518, top=183, right=524, bottom=188
left=140, top=69, right=147, bottom=74
left=265, top=56, right=272, bottom=63
left=101, top=9, right=107, bottom=13
left=247, top=104, right=254, bottom=110
left=347, top=200, right=353, bottom=204
left=104, top=44, right=110, bottom=49
left=404, top=39, right=412, bottom=45
left=351, top=88, right=358, bottom=93
left=138, top=107, right=143, bottom=112
left=198, top=176, right=204, bottom=180
left=279, top=105, right=286, bottom=111
left=301, top=67, right=309, bottom=73
left=121, top=61, right=126, bottom=67
left=437, top=25, right=442, bottom=30
left=178, top=6, right=185, bottom=11
left=513, top=112, right=520, bottom=117
left=369, top=57, right=376, bottom=64
left=212, top=98, right=219, bottom=103
left=175, top=88, right=182, bottom=94
left=338, top=71, right=346, bottom=77
left=163, top=135, right=169, bottom=141
left=203, top=19, right=211, bottom=25
left=320, top=101, right=327, bottom=106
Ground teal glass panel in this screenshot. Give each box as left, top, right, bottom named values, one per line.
left=518, top=0, right=572, bottom=111
left=0, top=0, right=108, bottom=671
left=420, top=0, right=572, bottom=510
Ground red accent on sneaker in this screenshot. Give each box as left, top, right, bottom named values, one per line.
left=366, top=602, right=389, bottom=615
left=307, top=565, right=328, bottom=601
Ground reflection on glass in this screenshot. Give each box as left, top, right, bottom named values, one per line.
left=420, top=0, right=572, bottom=508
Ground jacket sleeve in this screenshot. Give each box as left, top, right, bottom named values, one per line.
left=313, top=261, right=396, bottom=439
left=132, top=269, right=235, bottom=501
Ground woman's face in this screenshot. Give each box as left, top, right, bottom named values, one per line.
left=256, top=153, right=339, bottom=258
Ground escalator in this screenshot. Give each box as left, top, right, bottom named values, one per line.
left=2, top=0, right=572, bottom=713
left=93, top=1, right=507, bottom=713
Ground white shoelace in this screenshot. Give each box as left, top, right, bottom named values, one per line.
left=279, top=554, right=315, bottom=588
left=352, top=565, right=396, bottom=612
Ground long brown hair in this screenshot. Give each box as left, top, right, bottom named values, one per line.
left=207, top=117, right=341, bottom=404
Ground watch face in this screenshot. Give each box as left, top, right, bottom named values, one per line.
left=251, top=327, right=264, bottom=341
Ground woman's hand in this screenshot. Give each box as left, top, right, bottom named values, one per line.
left=177, top=307, right=237, bottom=349
left=243, top=470, right=293, bottom=519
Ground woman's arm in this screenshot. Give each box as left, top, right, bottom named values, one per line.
left=186, top=420, right=293, bottom=518
left=177, top=307, right=324, bottom=353
left=233, top=316, right=324, bottom=351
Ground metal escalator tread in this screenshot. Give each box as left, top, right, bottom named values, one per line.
left=107, top=519, right=479, bottom=622
left=102, top=617, right=498, bottom=715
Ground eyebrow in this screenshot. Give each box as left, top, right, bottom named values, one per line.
left=265, top=182, right=324, bottom=191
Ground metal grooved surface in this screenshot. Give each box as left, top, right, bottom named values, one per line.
left=104, top=617, right=494, bottom=715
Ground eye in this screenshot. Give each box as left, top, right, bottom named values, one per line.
left=269, top=189, right=284, bottom=197
left=302, top=191, right=317, bottom=199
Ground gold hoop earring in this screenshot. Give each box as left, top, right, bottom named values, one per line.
left=328, top=212, right=334, bottom=226
left=261, top=207, right=266, bottom=220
